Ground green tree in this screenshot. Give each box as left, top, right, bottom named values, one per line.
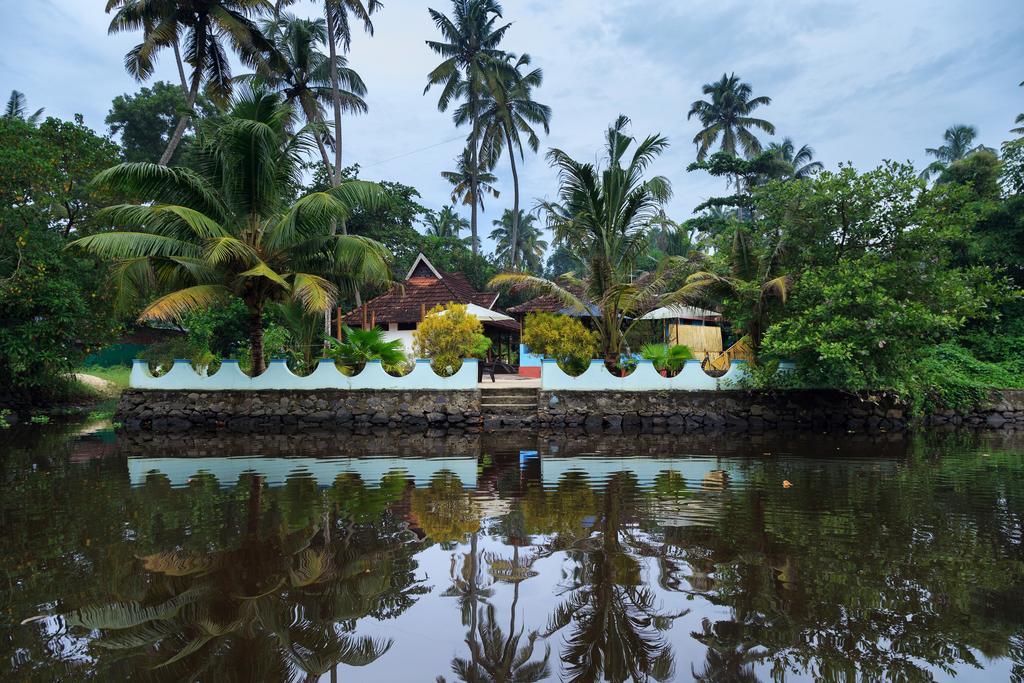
left=688, top=73, right=775, bottom=162
left=766, top=138, right=823, bottom=180
left=106, top=81, right=217, bottom=163
left=672, top=225, right=789, bottom=355
left=488, top=209, right=547, bottom=271
left=0, top=115, right=123, bottom=397
left=754, top=162, right=1005, bottom=400
left=249, top=13, right=367, bottom=177
left=443, top=146, right=500, bottom=225
left=105, top=0, right=275, bottom=165
left=473, top=53, right=551, bottom=267
left=425, top=0, right=512, bottom=254
left=492, top=116, right=675, bottom=363
left=425, top=205, right=470, bottom=239
left=3, top=90, right=44, bottom=125
left=71, top=90, right=391, bottom=375
left=920, top=124, right=993, bottom=180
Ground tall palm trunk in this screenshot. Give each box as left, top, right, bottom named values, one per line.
left=160, top=23, right=206, bottom=165
left=324, top=6, right=344, bottom=191
left=249, top=304, right=266, bottom=376
left=468, top=95, right=481, bottom=256
left=504, top=127, right=521, bottom=268
left=172, top=39, right=189, bottom=94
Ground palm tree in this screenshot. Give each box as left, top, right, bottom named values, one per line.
left=71, top=89, right=391, bottom=375
left=920, top=124, right=993, bottom=179
left=688, top=73, right=775, bottom=162
left=767, top=138, right=823, bottom=179
left=668, top=225, right=790, bottom=355
left=106, top=0, right=276, bottom=165
left=489, top=209, right=547, bottom=271
left=426, top=205, right=471, bottom=238
left=443, top=147, right=500, bottom=218
left=3, top=90, right=44, bottom=125
left=472, top=53, right=552, bottom=267
left=326, top=325, right=406, bottom=371
left=425, top=0, right=512, bottom=254
left=490, top=116, right=675, bottom=363
left=251, top=13, right=367, bottom=175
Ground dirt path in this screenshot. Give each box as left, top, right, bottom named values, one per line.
left=74, top=373, right=116, bottom=393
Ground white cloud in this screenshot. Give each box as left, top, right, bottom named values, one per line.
left=2, top=0, right=1022, bottom=251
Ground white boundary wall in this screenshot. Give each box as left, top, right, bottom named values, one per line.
left=130, top=358, right=479, bottom=391
left=541, top=359, right=749, bottom=391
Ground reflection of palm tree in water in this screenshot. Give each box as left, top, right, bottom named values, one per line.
left=691, top=617, right=762, bottom=683
left=440, top=509, right=550, bottom=682
left=39, top=473, right=417, bottom=681
left=544, top=473, right=687, bottom=682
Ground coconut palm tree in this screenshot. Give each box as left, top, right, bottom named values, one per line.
left=3, top=90, right=44, bottom=125
left=920, top=124, right=993, bottom=179
left=489, top=209, right=547, bottom=271
left=490, top=116, right=675, bottom=363
left=425, top=0, right=512, bottom=254
left=767, top=138, right=823, bottom=179
left=471, top=53, right=551, bottom=267
left=106, top=0, right=276, bottom=165
left=426, top=205, right=471, bottom=238
left=667, top=225, right=790, bottom=355
left=249, top=13, right=367, bottom=175
left=688, top=73, right=775, bottom=162
left=71, top=89, right=391, bottom=375
left=443, top=147, right=500, bottom=218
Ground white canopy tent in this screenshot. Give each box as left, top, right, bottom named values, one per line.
left=436, top=303, right=515, bottom=322
left=640, top=305, right=720, bottom=321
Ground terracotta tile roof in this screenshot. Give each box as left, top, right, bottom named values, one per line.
left=506, top=290, right=597, bottom=317
left=344, top=254, right=500, bottom=325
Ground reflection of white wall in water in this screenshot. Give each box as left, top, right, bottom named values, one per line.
left=541, top=359, right=750, bottom=391
left=128, top=456, right=478, bottom=489
left=541, top=456, right=745, bottom=528
left=540, top=456, right=745, bottom=488
left=130, top=357, right=479, bottom=391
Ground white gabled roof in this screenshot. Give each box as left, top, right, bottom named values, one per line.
left=405, top=253, right=443, bottom=280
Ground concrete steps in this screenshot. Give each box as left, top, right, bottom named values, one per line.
left=479, top=387, right=539, bottom=425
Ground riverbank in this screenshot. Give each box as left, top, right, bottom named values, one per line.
left=115, top=387, right=1024, bottom=433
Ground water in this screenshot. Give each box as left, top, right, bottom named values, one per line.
left=3, top=425, right=1024, bottom=682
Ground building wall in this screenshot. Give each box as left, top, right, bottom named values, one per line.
left=383, top=323, right=417, bottom=354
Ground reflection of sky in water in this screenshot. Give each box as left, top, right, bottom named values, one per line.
left=5, top=429, right=1023, bottom=682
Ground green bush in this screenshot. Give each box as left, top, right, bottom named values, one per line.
left=639, top=343, right=692, bottom=375
left=522, top=313, right=598, bottom=376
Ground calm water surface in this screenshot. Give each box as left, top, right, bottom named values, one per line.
left=2, top=425, right=1023, bottom=682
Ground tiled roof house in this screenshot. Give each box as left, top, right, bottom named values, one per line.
left=343, top=253, right=516, bottom=353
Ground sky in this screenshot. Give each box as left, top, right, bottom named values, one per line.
left=2, top=0, right=1023, bottom=251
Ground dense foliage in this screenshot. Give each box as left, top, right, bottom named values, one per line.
left=0, top=117, right=121, bottom=398
left=520, top=312, right=597, bottom=375
left=413, top=303, right=489, bottom=375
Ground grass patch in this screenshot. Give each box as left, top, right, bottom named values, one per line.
left=77, top=365, right=131, bottom=390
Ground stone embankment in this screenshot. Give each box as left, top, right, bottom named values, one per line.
left=116, top=388, right=1024, bottom=433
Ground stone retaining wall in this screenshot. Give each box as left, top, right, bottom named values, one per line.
left=117, top=387, right=1024, bottom=433
left=537, top=388, right=1024, bottom=432
left=117, top=389, right=480, bottom=432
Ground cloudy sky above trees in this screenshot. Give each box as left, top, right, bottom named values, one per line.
left=2, top=0, right=1022, bottom=247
